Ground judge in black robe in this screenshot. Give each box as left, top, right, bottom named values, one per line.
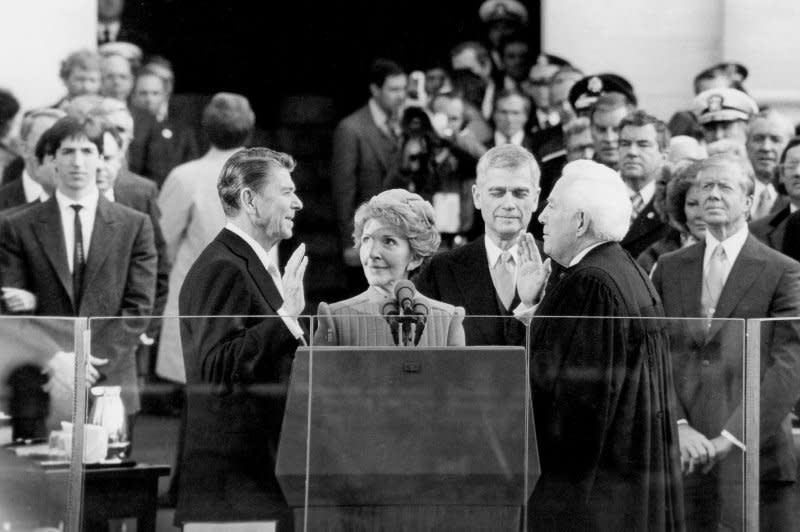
left=524, top=159, right=684, bottom=532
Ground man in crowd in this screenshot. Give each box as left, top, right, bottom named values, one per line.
left=55, top=50, right=102, bottom=108
left=617, top=110, right=671, bottom=258
left=692, top=87, right=758, bottom=146
left=653, top=154, right=800, bottom=532
left=495, top=33, right=531, bottom=92
left=130, top=70, right=199, bottom=187
left=96, top=125, right=168, bottom=343
left=100, top=52, right=136, bottom=103
left=522, top=54, right=570, bottom=133
left=490, top=89, right=535, bottom=152
left=97, top=0, right=151, bottom=50
left=746, top=109, right=794, bottom=220
left=156, top=92, right=255, bottom=384
left=450, top=41, right=496, bottom=119
left=478, top=0, right=528, bottom=73
left=331, top=58, right=406, bottom=288
left=527, top=158, right=684, bottom=531
left=176, top=148, right=306, bottom=532
left=669, top=62, right=749, bottom=139
left=752, top=137, right=800, bottom=260
left=415, top=144, right=539, bottom=346
left=0, top=117, right=157, bottom=437
left=0, top=109, right=65, bottom=207
left=591, top=91, right=636, bottom=171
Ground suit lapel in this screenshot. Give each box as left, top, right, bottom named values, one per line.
left=358, top=107, right=395, bottom=173
left=678, top=243, right=707, bottom=343
left=82, top=197, right=116, bottom=296
left=709, top=236, right=765, bottom=335
left=219, top=229, right=284, bottom=312
left=766, top=207, right=790, bottom=249
left=454, top=240, right=499, bottom=343
left=33, top=198, right=73, bottom=304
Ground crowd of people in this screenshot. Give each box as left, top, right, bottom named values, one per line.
left=1, top=0, right=800, bottom=530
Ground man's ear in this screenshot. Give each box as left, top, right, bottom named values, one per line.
left=369, top=83, right=380, bottom=100
left=472, top=182, right=481, bottom=210
left=575, top=210, right=589, bottom=237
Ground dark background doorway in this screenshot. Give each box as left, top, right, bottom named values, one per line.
left=124, top=0, right=540, bottom=124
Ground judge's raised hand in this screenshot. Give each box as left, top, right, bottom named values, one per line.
left=516, top=233, right=551, bottom=306
left=677, top=423, right=716, bottom=475
left=282, top=243, right=308, bottom=316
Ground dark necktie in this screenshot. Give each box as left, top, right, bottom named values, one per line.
left=71, top=204, right=85, bottom=310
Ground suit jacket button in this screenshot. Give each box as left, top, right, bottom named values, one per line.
left=656, top=411, right=663, bottom=419
left=702, top=360, right=710, bottom=367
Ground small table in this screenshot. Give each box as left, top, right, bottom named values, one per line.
left=44, top=463, right=170, bottom=532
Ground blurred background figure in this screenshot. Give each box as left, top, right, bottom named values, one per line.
left=495, top=33, right=531, bottom=93
left=55, top=49, right=102, bottom=108
left=130, top=69, right=199, bottom=187
left=692, top=86, right=758, bottom=146
left=0, top=108, right=65, bottom=206
left=0, top=89, right=20, bottom=180
left=97, top=0, right=151, bottom=51
left=100, top=52, right=137, bottom=102
left=637, top=160, right=706, bottom=272
left=521, top=53, right=570, bottom=133
left=478, top=0, right=528, bottom=73
left=450, top=41, right=496, bottom=119
left=746, top=109, right=795, bottom=220
left=667, top=135, right=707, bottom=164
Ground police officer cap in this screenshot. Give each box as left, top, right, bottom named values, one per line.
left=479, top=0, right=528, bottom=24
left=568, top=73, right=637, bottom=112
left=691, top=88, right=758, bottom=124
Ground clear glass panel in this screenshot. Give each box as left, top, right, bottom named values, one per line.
left=90, top=315, right=312, bottom=532
left=663, top=316, right=748, bottom=532
left=302, top=313, right=533, bottom=531
left=0, top=316, right=85, bottom=531
left=748, top=317, right=800, bottom=532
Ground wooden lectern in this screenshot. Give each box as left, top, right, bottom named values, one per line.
left=276, top=346, right=539, bottom=532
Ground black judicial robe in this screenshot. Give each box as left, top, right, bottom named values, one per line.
left=528, top=242, right=685, bottom=532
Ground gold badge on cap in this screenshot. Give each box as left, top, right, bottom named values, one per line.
left=708, top=95, right=723, bottom=112
left=588, top=76, right=603, bottom=93
left=161, top=128, right=173, bottom=139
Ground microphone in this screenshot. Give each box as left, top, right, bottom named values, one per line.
left=411, top=299, right=429, bottom=346
left=381, top=300, right=400, bottom=346
left=394, top=280, right=416, bottom=315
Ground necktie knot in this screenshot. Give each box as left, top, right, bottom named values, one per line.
left=70, top=204, right=83, bottom=214
left=702, top=243, right=727, bottom=322
left=500, top=251, right=515, bottom=272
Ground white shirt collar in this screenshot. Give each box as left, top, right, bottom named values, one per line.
left=704, top=223, right=748, bottom=267
left=103, top=187, right=115, bottom=202
left=21, top=170, right=44, bottom=203
left=55, top=186, right=99, bottom=213
left=98, top=20, right=121, bottom=40
left=484, top=235, right=519, bottom=269
left=791, top=203, right=799, bottom=214
left=628, top=178, right=656, bottom=205
left=225, top=221, right=273, bottom=270
left=368, top=98, right=390, bottom=130
left=569, top=241, right=608, bottom=267
left=494, top=129, right=525, bottom=147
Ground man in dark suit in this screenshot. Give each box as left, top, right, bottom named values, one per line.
left=0, top=117, right=157, bottom=424
left=97, top=0, right=152, bottom=51
left=528, top=159, right=683, bottom=532
left=750, top=136, right=800, bottom=257
left=0, top=109, right=65, bottom=205
left=618, top=110, right=671, bottom=258
left=176, top=148, right=307, bottom=530
left=96, top=127, right=169, bottom=340
left=331, top=59, right=406, bottom=289
left=487, top=89, right=536, bottom=153
left=652, top=154, right=800, bottom=532
left=130, top=71, right=199, bottom=187
left=414, top=144, right=540, bottom=346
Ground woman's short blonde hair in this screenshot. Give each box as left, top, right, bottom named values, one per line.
left=353, top=189, right=441, bottom=262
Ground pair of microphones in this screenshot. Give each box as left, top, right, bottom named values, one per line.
left=381, top=280, right=430, bottom=347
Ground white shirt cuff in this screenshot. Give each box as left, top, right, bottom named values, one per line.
left=676, top=418, right=688, bottom=425
left=721, top=430, right=746, bottom=452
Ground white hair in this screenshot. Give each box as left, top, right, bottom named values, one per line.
left=559, top=160, right=632, bottom=242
